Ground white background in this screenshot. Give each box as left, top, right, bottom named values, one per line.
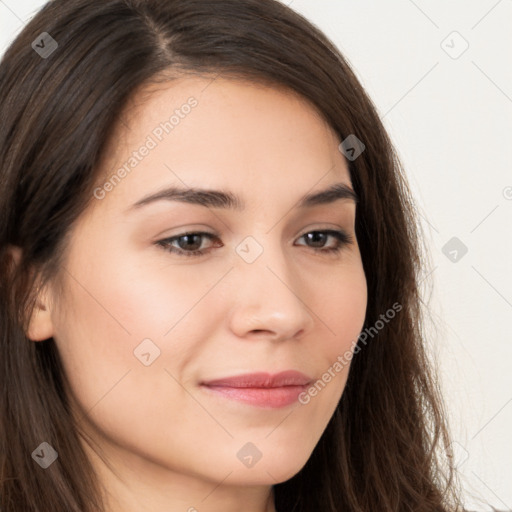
left=1, top=1, right=511, bottom=510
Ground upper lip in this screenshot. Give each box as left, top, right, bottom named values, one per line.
left=201, top=370, right=313, bottom=388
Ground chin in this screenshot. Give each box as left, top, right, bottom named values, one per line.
left=225, top=452, right=311, bottom=486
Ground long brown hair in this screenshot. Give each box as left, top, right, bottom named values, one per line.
left=1, top=0, right=466, bottom=510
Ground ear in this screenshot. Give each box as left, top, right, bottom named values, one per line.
left=8, top=245, right=55, bottom=342
left=26, top=283, right=55, bottom=342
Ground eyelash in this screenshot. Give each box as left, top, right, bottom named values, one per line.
left=155, top=229, right=354, bottom=258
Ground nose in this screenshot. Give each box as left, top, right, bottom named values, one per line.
left=228, top=240, right=315, bottom=342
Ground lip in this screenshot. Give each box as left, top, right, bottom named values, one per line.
left=200, top=370, right=314, bottom=409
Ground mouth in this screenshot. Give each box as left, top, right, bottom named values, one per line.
left=200, top=370, right=313, bottom=409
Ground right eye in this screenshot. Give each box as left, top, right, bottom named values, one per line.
left=156, top=232, right=223, bottom=257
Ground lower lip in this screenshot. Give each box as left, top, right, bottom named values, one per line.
left=200, top=384, right=309, bottom=408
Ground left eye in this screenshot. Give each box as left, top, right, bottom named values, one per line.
left=156, top=229, right=353, bottom=257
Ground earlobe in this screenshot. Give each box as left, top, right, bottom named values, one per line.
left=7, top=244, right=55, bottom=342
left=26, top=290, right=55, bottom=342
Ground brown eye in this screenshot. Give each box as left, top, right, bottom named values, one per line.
left=296, top=230, right=353, bottom=253
left=156, top=232, right=222, bottom=257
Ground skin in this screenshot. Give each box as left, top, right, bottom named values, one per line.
left=25, top=76, right=368, bottom=512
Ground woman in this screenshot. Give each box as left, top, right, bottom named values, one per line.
left=0, top=0, right=466, bottom=510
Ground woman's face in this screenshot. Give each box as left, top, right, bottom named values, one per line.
left=33, top=76, right=367, bottom=508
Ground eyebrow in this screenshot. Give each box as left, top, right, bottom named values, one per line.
left=126, top=181, right=359, bottom=213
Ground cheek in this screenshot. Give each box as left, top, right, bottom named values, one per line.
left=316, top=262, right=367, bottom=353
left=289, top=259, right=366, bottom=407
left=51, top=251, right=223, bottom=411
left=306, top=262, right=367, bottom=401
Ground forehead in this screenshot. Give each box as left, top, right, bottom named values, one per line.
left=92, top=76, right=351, bottom=211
